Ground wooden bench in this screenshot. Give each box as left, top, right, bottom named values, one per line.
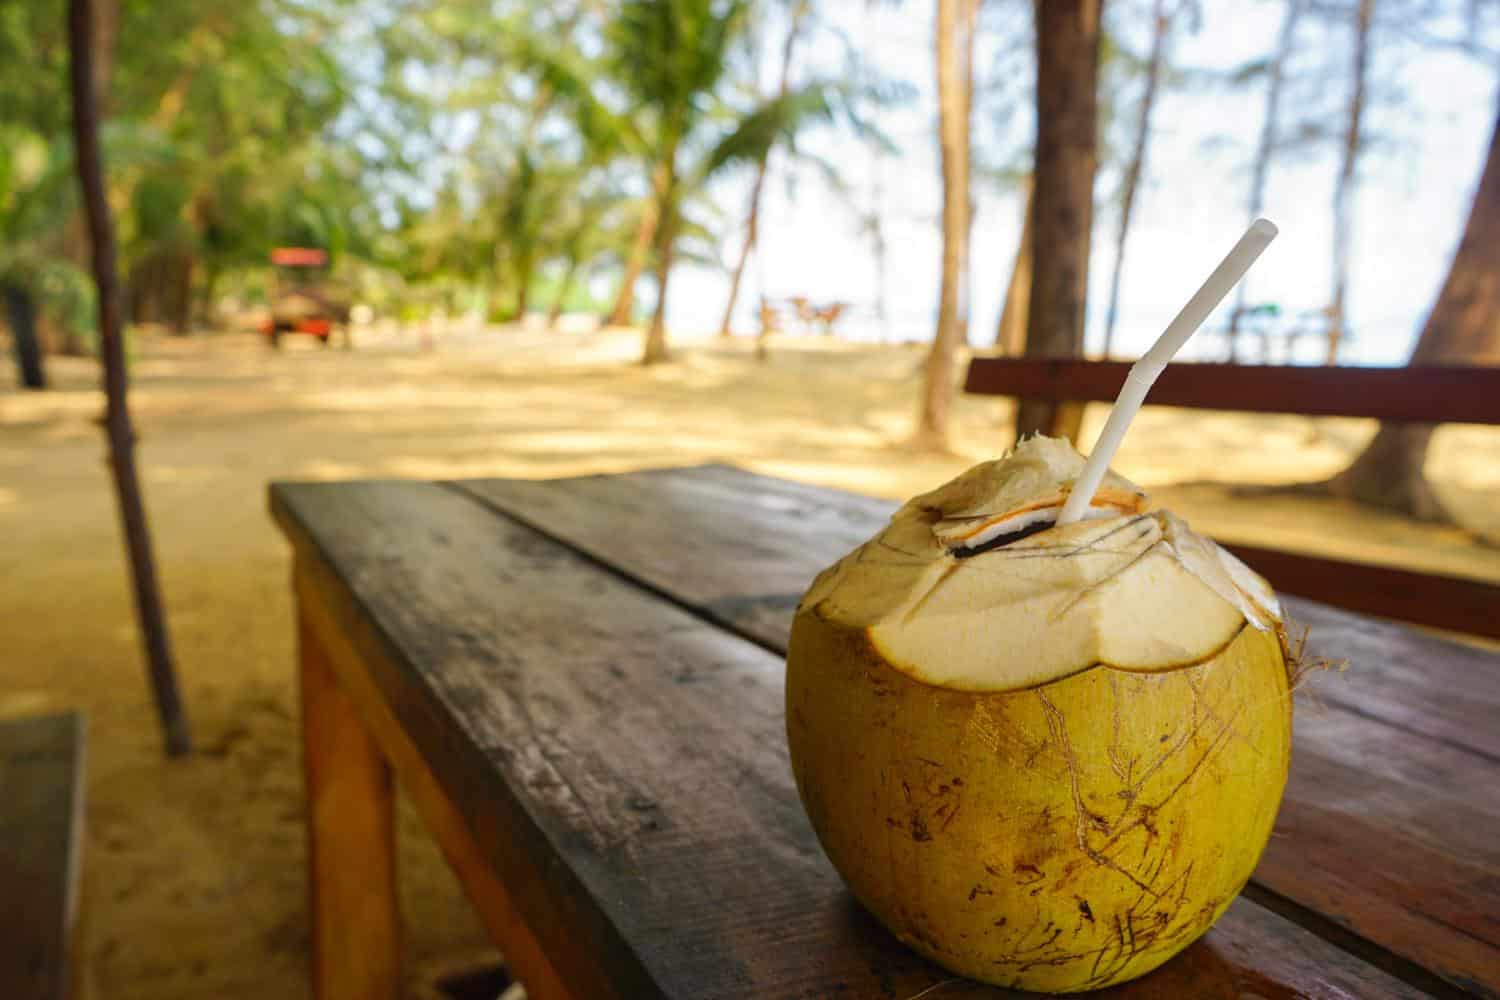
left=964, top=358, right=1500, bottom=638
left=0, top=712, right=87, bottom=1000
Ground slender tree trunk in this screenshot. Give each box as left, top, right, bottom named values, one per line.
left=1228, top=0, right=1302, bottom=360
left=69, top=0, right=191, bottom=756
left=720, top=167, right=770, bottom=339
left=1328, top=102, right=1500, bottom=520
left=608, top=200, right=657, bottom=327
left=869, top=167, right=890, bottom=339
left=515, top=259, right=532, bottom=320
left=1328, top=0, right=1374, bottom=365
left=719, top=2, right=810, bottom=338
left=197, top=263, right=220, bottom=330
left=994, top=175, right=1033, bottom=356
left=1014, top=0, right=1103, bottom=444
left=548, top=256, right=580, bottom=328
left=912, top=0, right=979, bottom=450
left=863, top=0, right=891, bottom=340
left=642, top=166, right=677, bottom=366
left=4, top=283, right=48, bottom=389
left=1101, top=0, right=1170, bottom=358
left=169, top=250, right=194, bottom=334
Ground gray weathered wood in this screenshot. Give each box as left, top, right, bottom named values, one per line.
left=455, top=464, right=1500, bottom=996
left=273, top=478, right=1428, bottom=999
left=0, top=712, right=86, bottom=1000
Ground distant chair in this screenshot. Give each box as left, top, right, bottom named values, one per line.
left=810, top=302, right=848, bottom=336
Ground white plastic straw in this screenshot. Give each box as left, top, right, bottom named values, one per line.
left=1056, top=218, right=1279, bottom=526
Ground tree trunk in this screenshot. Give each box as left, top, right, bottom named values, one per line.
left=69, top=0, right=191, bottom=755
left=1228, top=0, right=1302, bottom=359
left=4, top=283, right=47, bottom=389
left=607, top=200, right=657, bottom=327
left=1327, top=0, right=1374, bottom=365
left=169, top=249, right=194, bottom=334
left=720, top=166, right=770, bottom=339
left=1014, top=0, right=1103, bottom=444
left=642, top=190, right=676, bottom=365
left=197, top=263, right=220, bottom=330
left=514, top=261, right=531, bottom=321
left=869, top=164, right=890, bottom=339
left=863, top=0, right=891, bottom=340
left=719, top=1, right=809, bottom=339
left=1101, top=0, right=1170, bottom=358
left=548, top=256, right=580, bottom=328
left=994, top=175, right=1033, bottom=356
left=912, top=0, right=979, bottom=451
left=1327, top=102, right=1500, bottom=519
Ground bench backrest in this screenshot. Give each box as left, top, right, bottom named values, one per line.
left=964, top=358, right=1500, bottom=638
left=964, top=360, right=1500, bottom=424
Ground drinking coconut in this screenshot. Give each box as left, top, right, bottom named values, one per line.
left=785, top=436, right=1293, bottom=991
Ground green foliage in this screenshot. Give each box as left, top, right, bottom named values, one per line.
left=0, top=0, right=844, bottom=349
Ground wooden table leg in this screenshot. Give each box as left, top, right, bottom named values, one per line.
left=300, top=612, right=400, bottom=1000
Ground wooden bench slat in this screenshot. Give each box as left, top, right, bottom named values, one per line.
left=963, top=359, right=1500, bottom=424
left=273, top=480, right=1425, bottom=1000
left=455, top=465, right=1500, bottom=996
left=0, top=712, right=86, bottom=1000
left=1216, top=542, right=1500, bottom=641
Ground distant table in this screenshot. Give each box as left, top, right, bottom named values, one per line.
left=270, top=466, right=1500, bottom=999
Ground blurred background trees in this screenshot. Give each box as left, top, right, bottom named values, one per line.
left=2, top=0, right=1497, bottom=517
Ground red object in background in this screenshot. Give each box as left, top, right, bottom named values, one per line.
left=296, top=318, right=333, bottom=337
left=271, top=247, right=329, bottom=267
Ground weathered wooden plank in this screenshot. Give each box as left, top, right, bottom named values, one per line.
left=0, top=712, right=86, bottom=1000
left=963, top=358, right=1500, bottom=424
left=300, top=616, right=401, bottom=1000
left=455, top=465, right=1500, bottom=996
left=1280, top=600, right=1500, bottom=763
left=273, top=479, right=1425, bottom=1000
left=454, top=466, right=1500, bottom=761
left=296, top=565, right=579, bottom=1000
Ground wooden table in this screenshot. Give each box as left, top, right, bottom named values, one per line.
left=271, top=466, right=1500, bottom=1000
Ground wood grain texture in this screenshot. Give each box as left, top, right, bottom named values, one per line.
left=0, top=712, right=86, bottom=1000
left=455, top=464, right=1500, bottom=997
left=273, top=478, right=1428, bottom=999
left=301, top=617, right=400, bottom=1000
left=296, top=560, right=579, bottom=1000
left=963, top=358, right=1500, bottom=424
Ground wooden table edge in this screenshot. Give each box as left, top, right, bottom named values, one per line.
left=273, top=484, right=635, bottom=1000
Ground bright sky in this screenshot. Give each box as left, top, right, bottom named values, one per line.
left=656, top=1, right=1499, bottom=365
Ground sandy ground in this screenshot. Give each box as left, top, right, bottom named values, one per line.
left=2, top=324, right=1497, bottom=999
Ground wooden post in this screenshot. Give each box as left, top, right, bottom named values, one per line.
left=300, top=613, right=400, bottom=1000
left=67, top=0, right=191, bottom=755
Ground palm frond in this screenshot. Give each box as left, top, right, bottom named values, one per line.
left=693, top=83, right=831, bottom=184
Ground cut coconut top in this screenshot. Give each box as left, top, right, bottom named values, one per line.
left=799, top=436, right=1281, bottom=691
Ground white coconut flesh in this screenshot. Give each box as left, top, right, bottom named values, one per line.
left=799, top=436, right=1281, bottom=691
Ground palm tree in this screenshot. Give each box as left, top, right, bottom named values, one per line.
left=1321, top=102, right=1500, bottom=520
left=1100, top=0, right=1192, bottom=358
left=535, top=0, right=830, bottom=364
left=914, top=0, right=980, bottom=450
left=718, top=0, right=812, bottom=339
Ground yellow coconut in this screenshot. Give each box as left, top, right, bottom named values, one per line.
left=786, top=436, right=1293, bottom=992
